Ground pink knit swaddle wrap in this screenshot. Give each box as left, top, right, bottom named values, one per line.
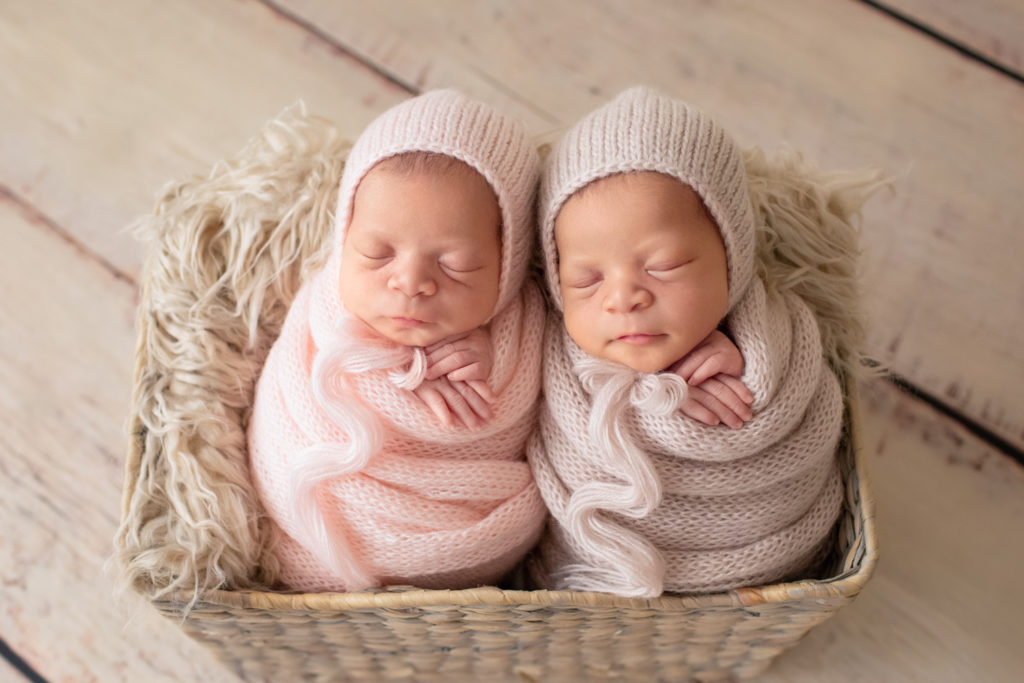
left=247, top=90, right=547, bottom=592
left=529, top=86, right=844, bottom=597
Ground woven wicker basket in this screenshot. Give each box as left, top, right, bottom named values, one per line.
left=130, top=390, right=874, bottom=682
left=117, top=114, right=877, bottom=681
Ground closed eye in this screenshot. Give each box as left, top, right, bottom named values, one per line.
left=357, top=248, right=392, bottom=262
left=646, top=259, right=692, bottom=276
left=567, top=273, right=602, bottom=289
left=439, top=260, right=483, bottom=275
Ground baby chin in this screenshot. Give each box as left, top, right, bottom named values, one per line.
left=375, top=316, right=446, bottom=347
left=603, top=335, right=680, bottom=374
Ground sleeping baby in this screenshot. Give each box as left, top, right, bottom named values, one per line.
left=247, top=90, right=547, bottom=592
left=528, top=86, right=845, bottom=597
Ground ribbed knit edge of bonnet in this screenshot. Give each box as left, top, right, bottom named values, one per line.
left=334, top=89, right=539, bottom=316
left=538, top=85, right=756, bottom=312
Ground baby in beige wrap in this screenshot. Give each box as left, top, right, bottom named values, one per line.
left=528, top=86, right=845, bottom=597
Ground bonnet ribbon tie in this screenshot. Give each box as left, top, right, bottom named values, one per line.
left=556, top=357, right=689, bottom=596
left=287, top=318, right=427, bottom=588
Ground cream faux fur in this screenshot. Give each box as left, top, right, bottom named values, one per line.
left=112, top=99, right=886, bottom=603
left=114, top=105, right=347, bottom=600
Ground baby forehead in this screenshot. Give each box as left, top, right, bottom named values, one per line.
left=553, top=171, right=723, bottom=252
left=348, top=154, right=502, bottom=241
left=555, top=171, right=713, bottom=235
left=571, top=170, right=703, bottom=205
left=367, top=152, right=495, bottom=194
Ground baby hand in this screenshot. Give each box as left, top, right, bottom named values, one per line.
left=669, top=330, right=754, bottom=430
left=679, top=376, right=754, bottom=430
left=412, top=377, right=494, bottom=430
left=425, top=328, right=494, bottom=383
left=670, top=329, right=745, bottom=385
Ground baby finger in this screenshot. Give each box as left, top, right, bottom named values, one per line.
left=679, top=390, right=720, bottom=426
left=445, top=361, right=488, bottom=382
left=436, top=379, right=481, bottom=430
left=425, top=350, right=476, bottom=380
left=717, top=374, right=755, bottom=405
left=701, top=377, right=753, bottom=421
left=689, top=386, right=743, bottom=429
left=467, top=380, right=497, bottom=403
left=452, top=380, right=493, bottom=422
left=413, top=385, right=454, bottom=428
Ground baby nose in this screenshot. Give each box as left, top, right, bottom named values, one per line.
left=603, top=276, right=653, bottom=313
left=388, top=259, right=438, bottom=297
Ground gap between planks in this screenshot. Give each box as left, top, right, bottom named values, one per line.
left=0, top=185, right=132, bottom=286
left=0, top=637, right=48, bottom=683
left=259, top=0, right=420, bottom=95
left=860, top=0, right=1024, bottom=82
left=5, top=176, right=1021, bottom=469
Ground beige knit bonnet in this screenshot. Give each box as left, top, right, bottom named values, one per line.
left=539, top=85, right=756, bottom=311
left=335, top=89, right=539, bottom=316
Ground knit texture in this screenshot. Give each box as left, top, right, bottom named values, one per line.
left=529, top=87, right=844, bottom=597
left=336, top=89, right=537, bottom=315
left=248, top=91, right=546, bottom=592
left=539, top=86, right=756, bottom=311
left=528, top=287, right=843, bottom=596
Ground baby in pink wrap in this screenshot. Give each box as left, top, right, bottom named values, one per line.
left=248, top=90, right=547, bottom=592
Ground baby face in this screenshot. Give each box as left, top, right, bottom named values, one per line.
left=338, top=157, right=502, bottom=347
left=555, top=171, right=729, bottom=373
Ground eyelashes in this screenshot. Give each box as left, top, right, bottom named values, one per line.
left=439, top=261, right=484, bottom=275
left=356, top=251, right=393, bottom=270
left=564, top=259, right=693, bottom=289
left=645, top=263, right=686, bottom=279
left=566, top=271, right=602, bottom=289
left=356, top=249, right=482, bottom=278
left=646, top=257, right=694, bottom=273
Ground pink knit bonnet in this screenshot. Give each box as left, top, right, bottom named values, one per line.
left=538, top=86, right=756, bottom=311
left=335, top=89, right=539, bottom=316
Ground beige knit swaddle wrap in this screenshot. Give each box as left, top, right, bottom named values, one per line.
left=529, top=86, right=844, bottom=597
left=528, top=279, right=843, bottom=596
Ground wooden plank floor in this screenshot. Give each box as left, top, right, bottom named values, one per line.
left=2, top=1, right=1022, bottom=680
left=878, top=0, right=1024, bottom=75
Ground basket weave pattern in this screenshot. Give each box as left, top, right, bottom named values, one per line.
left=149, top=403, right=872, bottom=681
left=117, top=111, right=877, bottom=681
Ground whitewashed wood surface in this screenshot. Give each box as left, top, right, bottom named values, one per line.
left=280, top=0, right=1024, bottom=451
left=1, top=1, right=1022, bottom=681
left=882, top=0, right=1024, bottom=74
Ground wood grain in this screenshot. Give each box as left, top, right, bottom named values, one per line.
left=878, top=0, right=1024, bottom=75
left=0, top=199, right=239, bottom=683
left=762, top=379, right=1024, bottom=682
left=278, top=0, right=1024, bottom=451
left=1, top=189, right=1020, bottom=679
left=3, top=0, right=1021, bottom=446
left=2, top=1, right=1024, bottom=680
left=0, top=0, right=409, bottom=282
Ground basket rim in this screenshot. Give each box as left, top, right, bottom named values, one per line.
left=153, top=385, right=878, bottom=614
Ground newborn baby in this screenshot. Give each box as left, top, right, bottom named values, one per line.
left=248, top=90, right=547, bottom=592
left=528, top=86, right=845, bottom=597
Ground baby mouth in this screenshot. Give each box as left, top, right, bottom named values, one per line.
left=617, top=333, right=662, bottom=345
left=392, top=316, right=427, bottom=327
